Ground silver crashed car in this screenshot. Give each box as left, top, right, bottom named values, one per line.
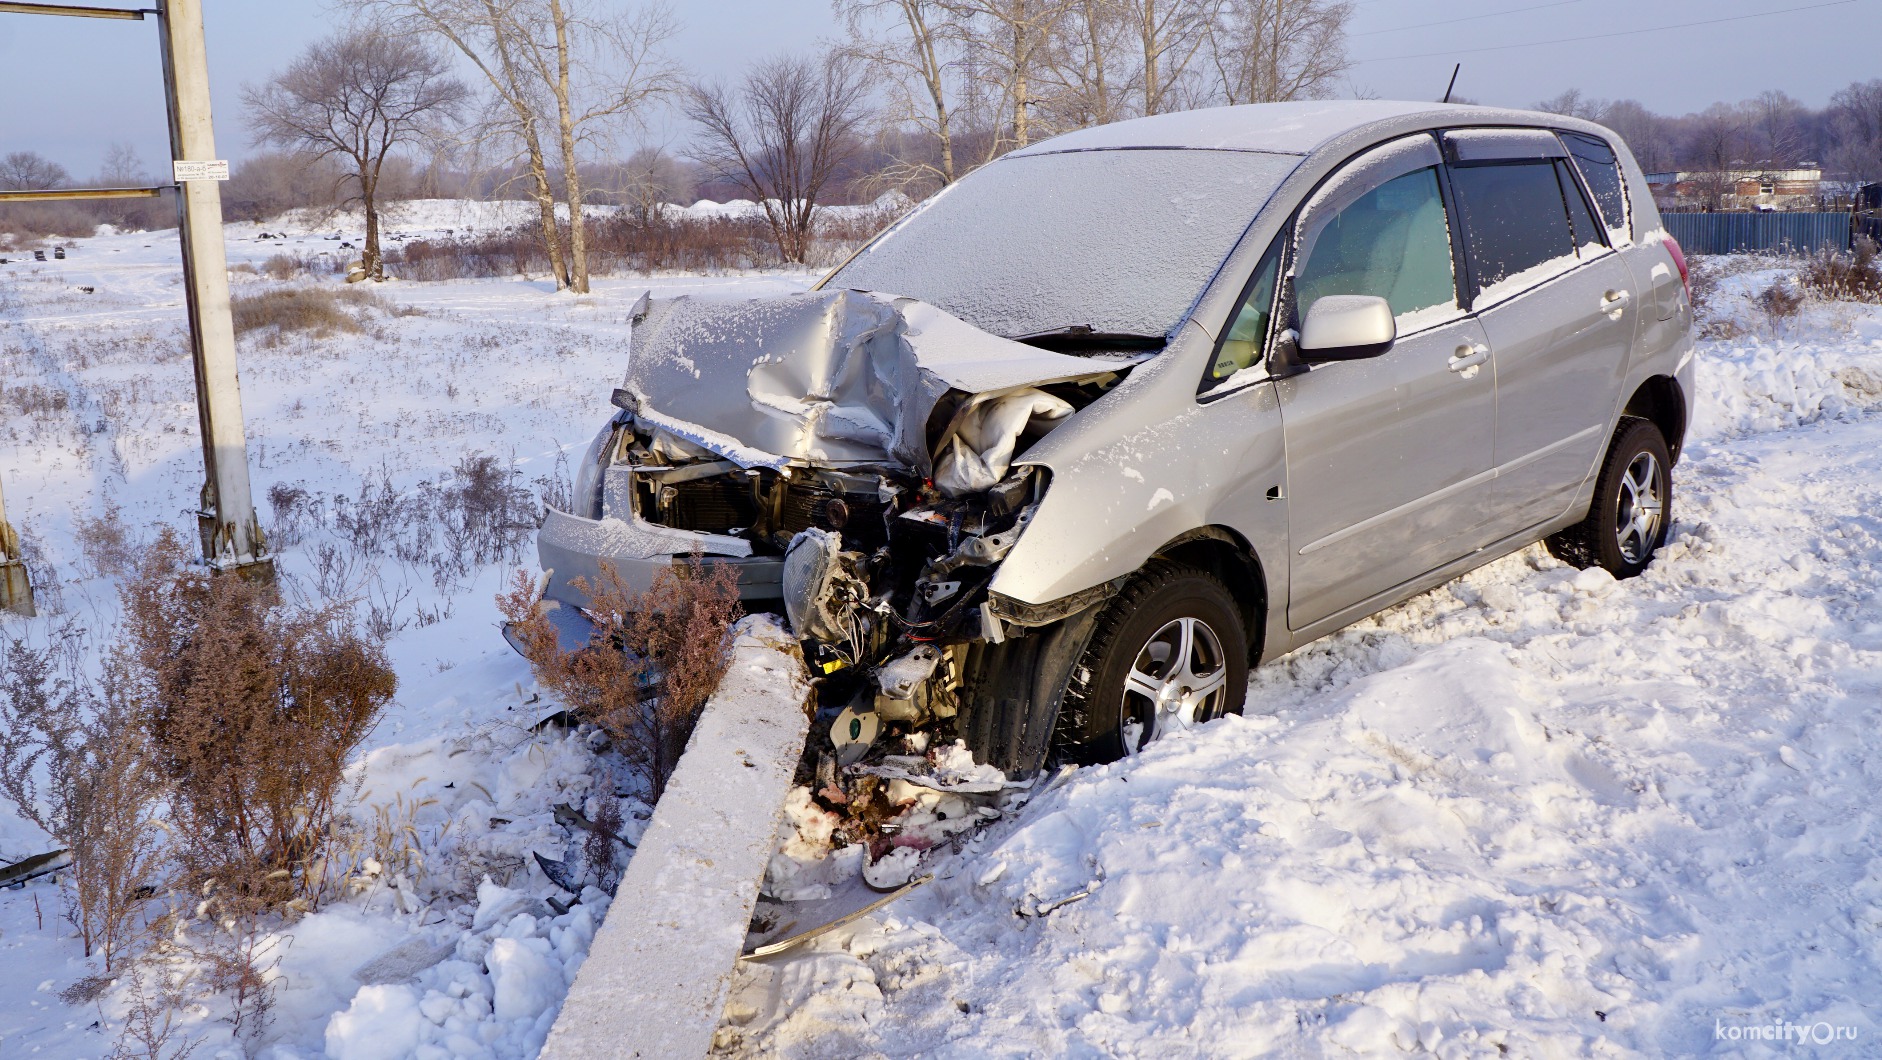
left=528, top=100, right=1696, bottom=774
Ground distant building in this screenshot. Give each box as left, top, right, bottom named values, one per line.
left=1648, top=167, right=1824, bottom=211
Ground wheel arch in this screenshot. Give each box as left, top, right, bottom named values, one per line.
left=1152, top=525, right=1269, bottom=663
left=1623, top=375, right=1687, bottom=463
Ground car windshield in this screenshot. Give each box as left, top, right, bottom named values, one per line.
left=824, top=148, right=1300, bottom=341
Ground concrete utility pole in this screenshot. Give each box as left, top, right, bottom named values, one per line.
left=157, top=0, right=270, bottom=577
left=0, top=475, right=33, bottom=617
left=0, top=0, right=270, bottom=580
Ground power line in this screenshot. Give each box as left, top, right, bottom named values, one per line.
left=1353, top=0, right=1859, bottom=64
left=1353, top=0, right=1583, bottom=39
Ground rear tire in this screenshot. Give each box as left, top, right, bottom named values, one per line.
left=1060, top=562, right=1248, bottom=762
left=1546, top=416, right=1672, bottom=579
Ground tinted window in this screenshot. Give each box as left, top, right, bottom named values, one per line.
left=1208, top=234, right=1283, bottom=382
left=824, top=149, right=1299, bottom=340
left=1295, top=167, right=1456, bottom=321
left=1556, top=159, right=1605, bottom=254
left=1559, top=131, right=1630, bottom=239
left=1449, top=161, right=1575, bottom=298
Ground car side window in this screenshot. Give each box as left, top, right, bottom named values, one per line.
left=1449, top=160, right=1576, bottom=301
left=1557, top=159, right=1606, bottom=255
left=1207, top=233, right=1283, bottom=383
left=1293, top=166, right=1457, bottom=324
left=1558, top=130, right=1631, bottom=242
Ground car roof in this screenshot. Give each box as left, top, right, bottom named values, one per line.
left=1008, top=100, right=1598, bottom=158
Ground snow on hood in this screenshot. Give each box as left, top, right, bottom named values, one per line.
left=623, top=290, right=1143, bottom=474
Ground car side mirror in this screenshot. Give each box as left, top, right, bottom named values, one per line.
left=1297, top=295, right=1396, bottom=362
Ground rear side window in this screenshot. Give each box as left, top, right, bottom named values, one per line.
left=1449, top=161, right=1575, bottom=300
left=1558, top=131, right=1630, bottom=241
left=1294, top=167, right=1457, bottom=322
left=1556, top=159, right=1606, bottom=254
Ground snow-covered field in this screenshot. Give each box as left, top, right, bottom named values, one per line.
left=3, top=216, right=1882, bottom=1058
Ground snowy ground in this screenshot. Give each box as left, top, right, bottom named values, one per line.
left=4, top=217, right=1882, bottom=1058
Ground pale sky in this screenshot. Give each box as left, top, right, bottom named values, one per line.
left=0, top=0, right=1872, bottom=179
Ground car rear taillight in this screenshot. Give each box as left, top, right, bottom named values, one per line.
left=1663, top=234, right=1691, bottom=299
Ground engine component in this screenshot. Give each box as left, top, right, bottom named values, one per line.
left=875, top=644, right=944, bottom=700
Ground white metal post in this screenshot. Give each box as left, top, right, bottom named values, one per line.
left=0, top=472, right=35, bottom=617
left=156, top=0, right=270, bottom=577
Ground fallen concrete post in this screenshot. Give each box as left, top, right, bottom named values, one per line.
left=539, top=615, right=810, bottom=1060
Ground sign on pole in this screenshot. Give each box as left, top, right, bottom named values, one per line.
left=172, top=159, right=229, bottom=182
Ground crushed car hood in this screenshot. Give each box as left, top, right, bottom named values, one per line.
left=624, top=290, right=1146, bottom=475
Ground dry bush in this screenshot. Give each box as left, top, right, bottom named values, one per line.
left=119, top=528, right=396, bottom=908
left=0, top=627, right=168, bottom=972
left=1802, top=236, right=1882, bottom=302
left=499, top=557, right=742, bottom=798
left=230, top=285, right=383, bottom=341
left=318, top=455, right=538, bottom=593
left=1757, top=279, right=1803, bottom=323
left=74, top=499, right=142, bottom=580
left=260, top=252, right=339, bottom=281
left=583, top=793, right=625, bottom=892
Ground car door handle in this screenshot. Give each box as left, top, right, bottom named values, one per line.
left=1601, top=289, right=1632, bottom=312
left=1448, top=343, right=1489, bottom=373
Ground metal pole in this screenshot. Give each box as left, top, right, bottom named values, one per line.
left=0, top=474, right=35, bottom=617
left=155, top=0, right=269, bottom=578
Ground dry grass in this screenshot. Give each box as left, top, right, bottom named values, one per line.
left=230, top=285, right=384, bottom=341
left=1801, top=236, right=1882, bottom=302
left=499, top=556, right=742, bottom=799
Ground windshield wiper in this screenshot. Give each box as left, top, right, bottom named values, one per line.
left=1008, top=324, right=1167, bottom=352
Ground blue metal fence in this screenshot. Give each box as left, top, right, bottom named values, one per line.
left=1661, top=212, right=1852, bottom=254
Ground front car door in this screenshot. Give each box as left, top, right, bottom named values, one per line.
left=1274, top=133, right=1498, bottom=630
left=1443, top=128, right=1640, bottom=535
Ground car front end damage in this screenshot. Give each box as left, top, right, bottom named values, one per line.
left=521, top=289, right=1146, bottom=775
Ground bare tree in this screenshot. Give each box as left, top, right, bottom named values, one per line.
left=1748, top=90, right=1806, bottom=165
left=685, top=52, right=872, bottom=264
left=359, top=0, right=679, bottom=293
left=1037, top=0, right=1133, bottom=134
left=611, top=144, right=693, bottom=223
left=1830, top=79, right=1882, bottom=185
left=244, top=28, right=467, bottom=280
left=837, top=0, right=969, bottom=187
left=1598, top=99, right=1674, bottom=173
left=951, top=0, right=1085, bottom=151
left=510, top=0, right=682, bottom=293
left=1205, top=0, right=1352, bottom=106
left=1534, top=88, right=1605, bottom=122
left=0, top=151, right=70, bottom=191
left=1122, top=0, right=1212, bottom=116
left=1685, top=102, right=1747, bottom=210
left=356, top=0, right=575, bottom=288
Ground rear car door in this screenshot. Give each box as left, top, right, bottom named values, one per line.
left=1444, top=128, right=1639, bottom=536
left=1560, top=129, right=1690, bottom=365
left=1275, top=133, right=1498, bottom=629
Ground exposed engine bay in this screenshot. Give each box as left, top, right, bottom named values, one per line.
left=532, top=289, right=1149, bottom=774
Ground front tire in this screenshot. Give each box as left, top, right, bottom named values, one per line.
left=1546, top=416, right=1672, bottom=578
left=1061, top=562, right=1248, bottom=762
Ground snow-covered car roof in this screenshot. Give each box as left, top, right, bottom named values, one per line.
left=1008, top=100, right=1598, bottom=158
